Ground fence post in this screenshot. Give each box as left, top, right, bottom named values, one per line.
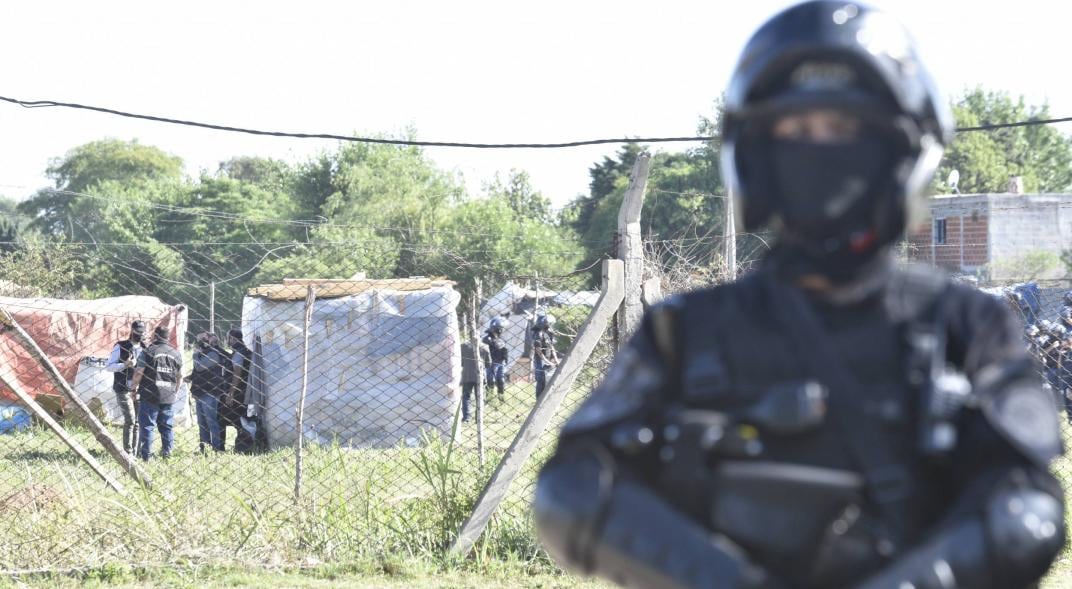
left=0, top=306, right=152, bottom=489
left=294, top=285, right=315, bottom=505
left=469, top=289, right=485, bottom=466
left=209, top=281, right=216, bottom=335
left=616, top=153, right=651, bottom=347
left=450, top=259, right=625, bottom=558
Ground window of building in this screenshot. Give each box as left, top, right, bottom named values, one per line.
left=934, top=218, right=947, bottom=245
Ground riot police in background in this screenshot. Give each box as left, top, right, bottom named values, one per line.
left=531, top=312, right=558, bottom=399
left=482, top=317, right=509, bottom=400
left=105, top=320, right=145, bottom=455
left=535, top=2, right=1065, bottom=588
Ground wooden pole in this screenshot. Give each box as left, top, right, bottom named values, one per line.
left=0, top=369, right=127, bottom=495
left=209, top=282, right=216, bottom=335
left=616, top=153, right=651, bottom=346
left=450, top=260, right=625, bottom=557
left=0, top=306, right=152, bottom=489
left=294, top=285, right=315, bottom=504
left=471, top=281, right=485, bottom=466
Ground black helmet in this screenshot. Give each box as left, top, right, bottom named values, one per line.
left=721, top=1, right=952, bottom=276
left=535, top=313, right=556, bottom=330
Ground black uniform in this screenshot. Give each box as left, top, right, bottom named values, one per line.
left=536, top=253, right=1064, bottom=588
left=534, top=2, right=1066, bottom=587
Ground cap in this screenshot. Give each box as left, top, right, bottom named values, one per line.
left=131, top=320, right=146, bottom=335
left=153, top=325, right=170, bottom=340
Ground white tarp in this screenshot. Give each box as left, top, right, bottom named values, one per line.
left=242, top=285, right=461, bottom=449
left=71, top=357, right=193, bottom=426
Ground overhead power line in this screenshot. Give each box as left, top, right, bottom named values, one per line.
left=0, top=95, right=709, bottom=149
left=3, top=93, right=1068, bottom=150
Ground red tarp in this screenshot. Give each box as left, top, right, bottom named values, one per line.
left=0, top=295, right=187, bottom=405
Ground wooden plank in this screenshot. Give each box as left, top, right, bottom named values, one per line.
left=0, top=306, right=152, bottom=489
left=616, top=153, right=651, bottom=346
left=469, top=285, right=485, bottom=466
left=450, top=260, right=624, bottom=557
left=294, top=285, right=315, bottom=504
left=0, top=368, right=127, bottom=495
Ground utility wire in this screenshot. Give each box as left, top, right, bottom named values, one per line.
left=3, top=93, right=1065, bottom=149
left=0, top=95, right=709, bottom=149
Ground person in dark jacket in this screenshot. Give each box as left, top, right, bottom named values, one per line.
left=105, top=320, right=145, bottom=454
left=534, top=3, right=1066, bottom=588
left=460, top=340, right=486, bottom=422
left=219, top=328, right=264, bottom=453
left=482, top=318, right=509, bottom=399
left=191, top=332, right=228, bottom=452
left=131, top=325, right=183, bottom=461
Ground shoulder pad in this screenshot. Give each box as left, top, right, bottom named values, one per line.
left=562, top=344, right=663, bottom=437
left=979, top=379, right=1063, bottom=466
left=885, top=263, right=950, bottom=323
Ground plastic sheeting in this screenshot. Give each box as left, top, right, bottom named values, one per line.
left=72, top=357, right=193, bottom=427
left=242, top=285, right=461, bottom=449
left=0, top=295, right=188, bottom=408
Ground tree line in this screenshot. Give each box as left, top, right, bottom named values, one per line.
left=1, top=87, right=1070, bottom=327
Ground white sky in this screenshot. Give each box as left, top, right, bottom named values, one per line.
left=0, top=1, right=1067, bottom=209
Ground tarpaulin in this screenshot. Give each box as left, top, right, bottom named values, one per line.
left=0, top=295, right=187, bottom=409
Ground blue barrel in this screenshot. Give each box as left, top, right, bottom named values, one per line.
left=0, top=403, right=31, bottom=434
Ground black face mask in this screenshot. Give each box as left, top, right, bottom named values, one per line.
left=770, top=137, right=890, bottom=243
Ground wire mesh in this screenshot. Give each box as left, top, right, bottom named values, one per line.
left=0, top=237, right=610, bottom=571
left=1, top=228, right=1071, bottom=574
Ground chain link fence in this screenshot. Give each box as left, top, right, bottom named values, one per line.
left=1, top=228, right=1072, bottom=575
left=0, top=236, right=631, bottom=572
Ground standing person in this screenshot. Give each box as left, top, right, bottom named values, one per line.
left=534, top=2, right=1066, bottom=588
left=220, top=328, right=260, bottom=453
left=105, top=320, right=145, bottom=455
left=191, top=332, right=227, bottom=452
left=131, top=325, right=183, bottom=461
left=482, top=318, right=508, bottom=400
left=460, top=340, right=482, bottom=422
left=531, top=312, right=558, bottom=399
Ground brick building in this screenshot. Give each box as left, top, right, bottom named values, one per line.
left=906, top=193, right=1072, bottom=282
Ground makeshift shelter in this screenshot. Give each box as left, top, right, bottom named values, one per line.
left=0, top=295, right=189, bottom=421
left=242, top=278, right=461, bottom=449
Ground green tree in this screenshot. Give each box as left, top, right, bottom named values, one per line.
left=936, top=88, right=1072, bottom=194
left=0, top=196, right=20, bottom=253
left=483, top=170, right=554, bottom=225
left=17, top=139, right=185, bottom=238
left=420, top=194, right=582, bottom=295
left=0, top=234, right=81, bottom=297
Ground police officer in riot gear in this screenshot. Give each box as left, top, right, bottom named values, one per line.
left=532, top=312, right=558, bottom=399
left=483, top=317, right=509, bottom=399
left=534, top=2, right=1066, bottom=588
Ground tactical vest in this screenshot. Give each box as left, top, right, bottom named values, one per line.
left=657, top=269, right=954, bottom=585
left=112, top=339, right=137, bottom=392
left=138, top=342, right=183, bottom=404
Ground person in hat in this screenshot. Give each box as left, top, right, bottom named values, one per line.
left=104, top=320, right=146, bottom=454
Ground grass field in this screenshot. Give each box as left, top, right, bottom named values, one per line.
left=0, top=377, right=591, bottom=574
left=1, top=376, right=1071, bottom=587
